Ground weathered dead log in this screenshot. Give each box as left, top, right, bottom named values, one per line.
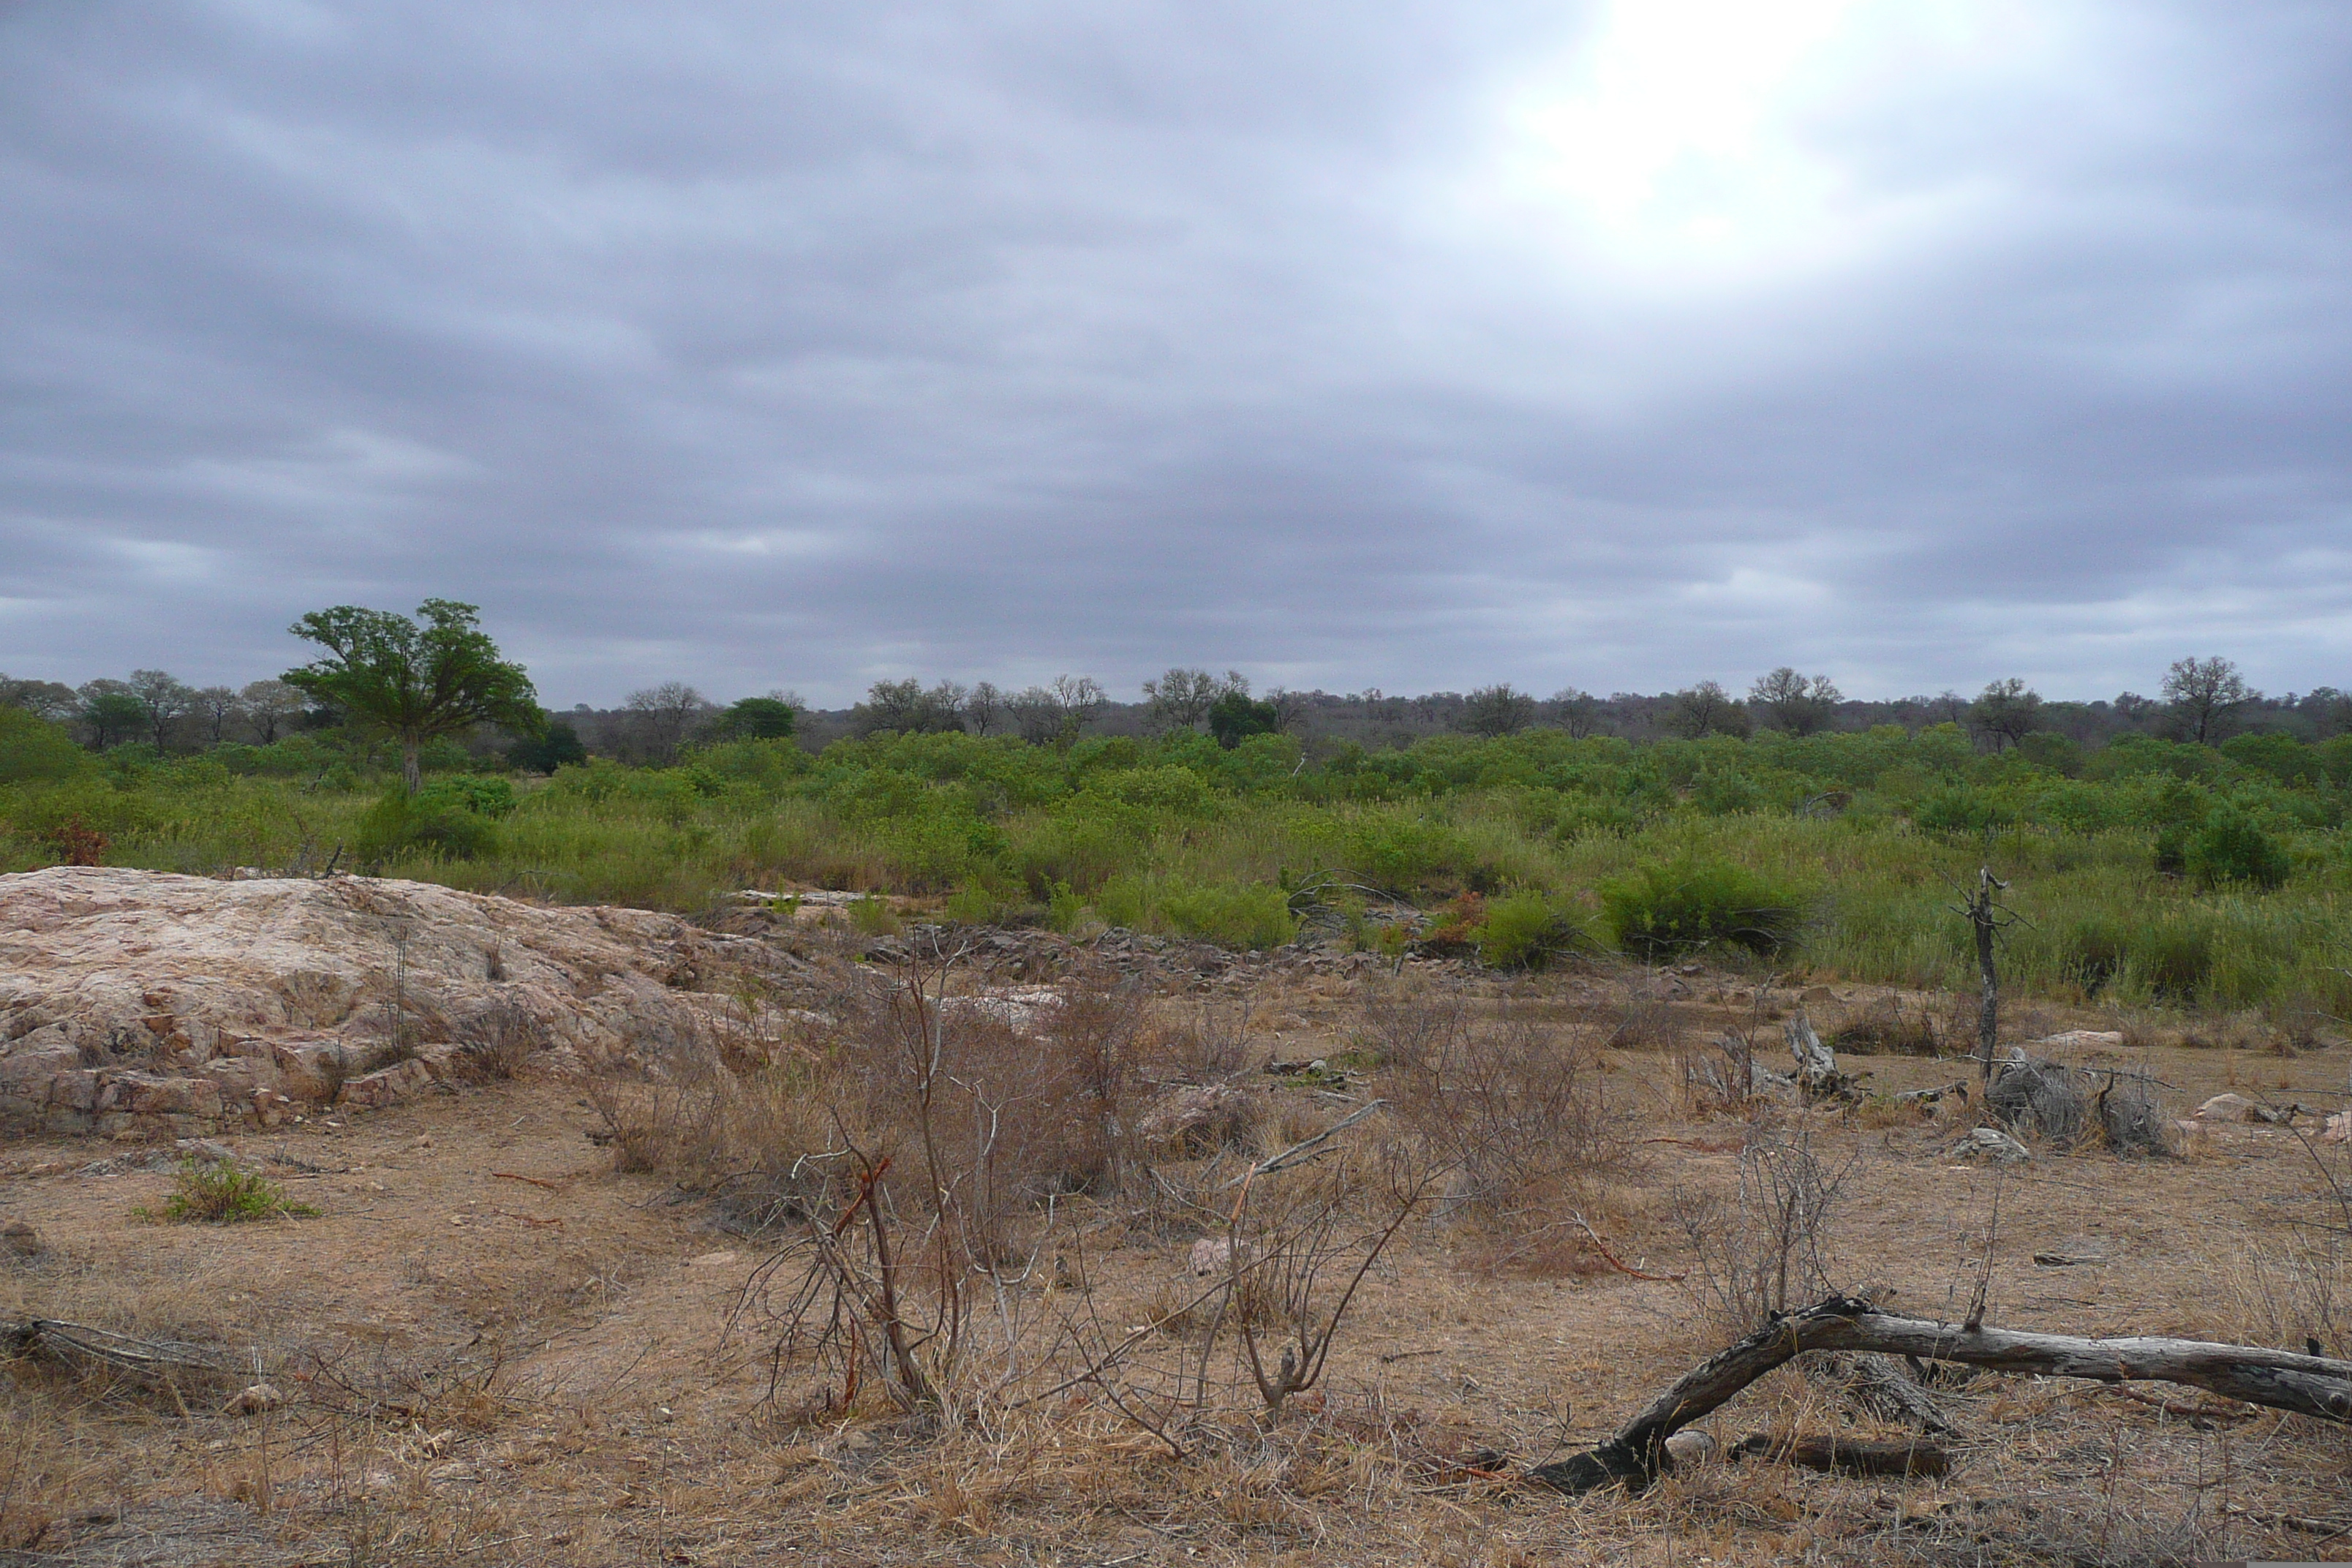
left=2, top=1316, right=225, bottom=1382
left=1732, top=1431, right=1949, bottom=1477
left=1528, top=1294, right=2352, bottom=1495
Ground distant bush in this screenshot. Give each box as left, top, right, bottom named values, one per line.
left=2184, top=806, right=2290, bottom=890
left=509, top=720, right=589, bottom=774
left=1599, top=856, right=1805, bottom=960
left=355, top=785, right=502, bottom=864
left=1470, top=891, right=1584, bottom=970
left=0, top=708, right=84, bottom=785
left=1096, top=875, right=1297, bottom=949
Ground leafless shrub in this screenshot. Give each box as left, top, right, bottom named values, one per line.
left=1833, top=994, right=1946, bottom=1057
left=1387, top=1000, right=1620, bottom=1214
left=1676, top=1121, right=1857, bottom=1335
left=1598, top=974, right=1681, bottom=1052
left=454, top=998, right=542, bottom=1081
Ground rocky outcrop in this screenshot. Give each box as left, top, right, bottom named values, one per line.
left=0, top=867, right=785, bottom=1137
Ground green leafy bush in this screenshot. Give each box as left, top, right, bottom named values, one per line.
left=1599, top=856, right=1805, bottom=960
left=355, top=787, right=501, bottom=864
left=2185, top=806, right=2290, bottom=889
left=147, top=1160, right=318, bottom=1224
left=0, top=709, right=86, bottom=785
left=1469, top=891, right=1584, bottom=970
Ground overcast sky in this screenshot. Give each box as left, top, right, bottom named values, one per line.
left=4, top=1, right=2348, bottom=708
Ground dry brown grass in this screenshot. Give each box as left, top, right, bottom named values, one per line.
left=1, top=953, right=2349, bottom=1565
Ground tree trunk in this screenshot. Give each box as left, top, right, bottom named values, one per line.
left=1529, top=1295, right=2352, bottom=1495
left=1970, top=868, right=2002, bottom=1082
left=402, top=739, right=421, bottom=794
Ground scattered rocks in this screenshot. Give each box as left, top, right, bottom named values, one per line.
left=1949, top=1127, right=2031, bottom=1165
left=1, top=867, right=768, bottom=1137
left=2030, top=1030, right=2125, bottom=1052
left=223, top=1383, right=284, bottom=1416
left=1137, top=1082, right=1254, bottom=1153
left=1662, top=1430, right=1716, bottom=1471
left=1188, top=1237, right=1248, bottom=1276
left=2325, top=1110, right=2351, bottom=1145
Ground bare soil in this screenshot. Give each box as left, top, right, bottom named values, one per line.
left=1, top=960, right=2348, bottom=1567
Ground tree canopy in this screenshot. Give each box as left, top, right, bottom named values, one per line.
left=284, top=599, right=543, bottom=790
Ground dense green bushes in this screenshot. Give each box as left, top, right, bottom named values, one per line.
left=4, top=710, right=2351, bottom=1016
left=1597, top=856, right=1807, bottom=960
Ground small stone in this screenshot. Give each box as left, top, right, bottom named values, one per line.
left=1188, top=1236, right=1249, bottom=1276
left=1663, top=1430, right=1716, bottom=1471
left=1950, top=1126, right=2031, bottom=1165
left=1, top=1221, right=42, bottom=1256
left=225, top=1383, right=284, bottom=1416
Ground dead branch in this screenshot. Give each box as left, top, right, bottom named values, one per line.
left=1731, top=1431, right=1948, bottom=1477
left=2, top=1316, right=226, bottom=1382
left=1528, top=1294, right=2352, bottom=1494
left=1562, top=1213, right=1685, bottom=1283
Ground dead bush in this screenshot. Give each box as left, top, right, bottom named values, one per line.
left=1382, top=994, right=1620, bottom=1214
left=1831, top=994, right=1947, bottom=1057
left=1676, top=1121, right=1857, bottom=1335
left=454, top=997, right=542, bottom=1080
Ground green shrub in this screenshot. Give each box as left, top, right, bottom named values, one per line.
left=1156, top=881, right=1297, bottom=949
left=0, top=709, right=86, bottom=785
left=848, top=894, right=901, bottom=935
left=2185, top=807, right=2290, bottom=889
left=355, top=787, right=501, bottom=864
left=1470, top=891, right=1583, bottom=970
left=146, top=1160, right=318, bottom=1224
left=1599, top=856, right=1805, bottom=960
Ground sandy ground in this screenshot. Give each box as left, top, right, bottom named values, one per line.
left=1, top=968, right=2348, bottom=1567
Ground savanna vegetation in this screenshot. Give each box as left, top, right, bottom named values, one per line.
left=7, top=688, right=2352, bottom=1025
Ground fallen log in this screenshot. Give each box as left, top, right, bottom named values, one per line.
left=1732, top=1431, right=1948, bottom=1477
left=1528, top=1294, right=2352, bottom=1494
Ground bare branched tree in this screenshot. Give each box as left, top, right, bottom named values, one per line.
left=964, top=680, right=1003, bottom=736
left=851, top=678, right=967, bottom=737
left=1549, top=687, right=1604, bottom=738
left=1667, top=679, right=1751, bottom=739
left=0, top=675, right=80, bottom=722
left=126, top=668, right=197, bottom=753
left=2163, top=655, right=2255, bottom=745
left=1142, top=668, right=1224, bottom=731
left=191, top=685, right=243, bottom=746
left=622, top=681, right=715, bottom=764
left=238, top=679, right=309, bottom=744
left=1459, top=683, right=1537, bottom=738
left=1748, top=668, right=1842, bottom=735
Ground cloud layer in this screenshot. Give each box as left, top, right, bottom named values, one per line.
left=4, top=0, right=2348, bottom=705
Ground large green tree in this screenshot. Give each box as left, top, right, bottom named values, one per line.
left=284, top=598, right=543, bottom=791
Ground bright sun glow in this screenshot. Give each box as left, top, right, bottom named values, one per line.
left=1482, top=0, right=2038, bottom=287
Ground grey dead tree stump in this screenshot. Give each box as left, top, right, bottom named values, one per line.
left=1956, top=868, right=2019, bottom=1084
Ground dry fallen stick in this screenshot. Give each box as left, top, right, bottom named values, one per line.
left=1529, top=1294, right=2352, bottom=1494
left=492, top=1171, right=564, bottom=1190
left=2, top=1316, right=225, bottom=1382
left=1563, top=1214, right=1685, bottom=1283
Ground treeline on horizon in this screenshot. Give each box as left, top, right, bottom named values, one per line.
left=7, top=657, right=2351, bottom=766
left=5, top=652, right=2352, bottom=1027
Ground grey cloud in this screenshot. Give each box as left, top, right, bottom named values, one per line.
left=1, top=0, right=2348, bottom=706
